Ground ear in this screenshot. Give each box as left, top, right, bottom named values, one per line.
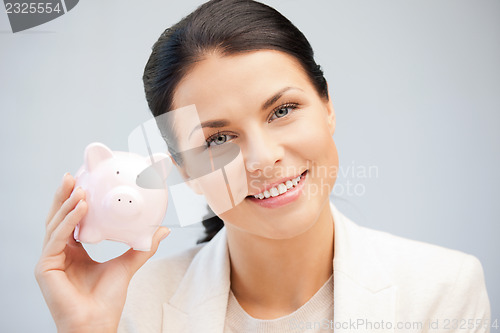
left=84, top=142, right=114, bottom=172
left=171, top=157, right=204, bottom=195
left=325, top=84, right=336, bottom=136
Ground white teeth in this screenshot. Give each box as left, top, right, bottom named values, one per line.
left=252, top=173, right=304, bottom=200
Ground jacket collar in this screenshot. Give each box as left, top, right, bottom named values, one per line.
left=331, top=203, right=397, bottom=332
left=162, top=224, right=230, bottom=332
left=162, top=202, right=397, bottom=332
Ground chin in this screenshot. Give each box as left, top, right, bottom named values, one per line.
left=244, top=206, right=322, bottom=240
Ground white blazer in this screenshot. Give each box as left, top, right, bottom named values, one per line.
left=119, top=203, right=490, bottom=332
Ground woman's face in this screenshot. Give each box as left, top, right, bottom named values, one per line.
left=172, top=50, right=339, bottom=239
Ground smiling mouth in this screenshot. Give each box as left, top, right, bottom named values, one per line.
left=248, top=170, right=307, bottom=200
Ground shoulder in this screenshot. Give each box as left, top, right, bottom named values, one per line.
left=358, top=223, right=490, bottom=321
left=358, top=224, right=483, bottom=285
left=131, top=243, right=207, bottom=286
left=132, top=242, right=205, bottom=290
left=118, top=242, right=206, bottom=332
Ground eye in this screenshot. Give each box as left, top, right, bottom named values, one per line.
left=269, top=103, right=298, bottom=122
left=206, top=132, right=236, bottom=147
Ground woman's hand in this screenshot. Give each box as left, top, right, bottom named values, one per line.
left=35, top=173, right=170, bottom=333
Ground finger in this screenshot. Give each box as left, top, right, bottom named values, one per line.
left=44, top=199, right=88, bottom=257
left=66, top=230, right=83, bottom=248
left=44, top=187, right=86, bottom=245
left=64, top=231, right=93, bottom=264
left=112, top=227, right=171, bottom=278
left=45, top=173, right=75, bottom=226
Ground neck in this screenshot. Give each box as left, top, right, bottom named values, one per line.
left=225, top=199, right=335, bottom=319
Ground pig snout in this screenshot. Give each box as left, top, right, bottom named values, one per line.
left=104, top=186, right=144, bottom=218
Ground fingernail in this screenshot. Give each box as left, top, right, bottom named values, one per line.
left=62, top=172, right=69, bottom=181
left=70, top=186, right=82, bottom=197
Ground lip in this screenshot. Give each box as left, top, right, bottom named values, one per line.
left=246, top=170, right=307, bottom=209
left=247, top=170, right=307, bottom=196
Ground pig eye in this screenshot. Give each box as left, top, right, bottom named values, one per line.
left=116, top=171, right=119, bottom=175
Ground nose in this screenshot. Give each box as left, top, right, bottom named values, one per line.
left=243, top=128, right=284, bottom=173
left=105, top=186, right=144, bottom=218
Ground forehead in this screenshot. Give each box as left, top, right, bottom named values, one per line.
left=171, top=50, right=313, bottom=113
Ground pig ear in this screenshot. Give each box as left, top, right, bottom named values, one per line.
left=145, top=153, right=172, bottom=180
left=84, top=142, right=114, bottom=172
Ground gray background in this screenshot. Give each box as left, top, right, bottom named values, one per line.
left=1, top=0, right=498, bottom=331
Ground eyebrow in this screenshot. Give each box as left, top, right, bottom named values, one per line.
left=261, top=86, right=301, bottom=110
left=189, top=119, right=229, bottom=140
left=188, top=86, right=302, bottom=139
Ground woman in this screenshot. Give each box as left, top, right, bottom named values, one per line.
left=35, top=0, right=490, bottom=332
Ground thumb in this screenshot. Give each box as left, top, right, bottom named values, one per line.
left=113, top=226, right=171, bottom=277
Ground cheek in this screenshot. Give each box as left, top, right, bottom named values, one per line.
left=194, top=148, right=249, bottom=215
left=196, top=172, right=233, bottom=215
left=287, top=113, right=338, bottom=165
left=287, top=112, right=339, bottom=196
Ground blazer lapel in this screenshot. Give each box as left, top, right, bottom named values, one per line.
left=162, top=227, right=231, bottom=333
left=162, top=203, right=398, bottom=332
left=331, top=203, right=397, bottom=332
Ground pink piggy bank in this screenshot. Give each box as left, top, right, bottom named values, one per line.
left=73, top=142, right=171, bottom=251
